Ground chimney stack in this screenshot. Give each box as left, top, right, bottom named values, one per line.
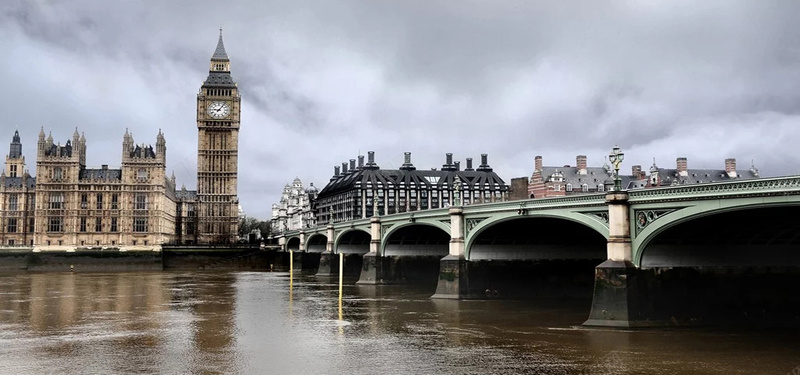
left=442, top=153, right=457, bottom=171
left=365, top=151, right=379, bottom=169
left=455, top=161, right=460, bottom=171
left=676, top=157, right=688, bottom=176
left=334, top=165, right=340, bottom=176
left=535, top=156, right=543, bottom=172
left=342, top=162, right=348, bottom=174
left=725, top=158, right=737, bottom=178
left=400, top=152, right=416, bottom=171
left=576, top=155, right=587, bottom=175
left=358, top=155, right=364, bottom=169
left=631, top=165, right=644, bottom=180
left=465, top=157, right=474, bottom=171
left=349, top=159, right=356, bottom=172
left=477, top=153, right=493, bottom=172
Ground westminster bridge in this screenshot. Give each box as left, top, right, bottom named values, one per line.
left=276, top=175, right=800, bottom=327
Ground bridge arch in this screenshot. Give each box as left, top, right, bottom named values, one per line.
left=465, top=213, right=608, bottom=260
left=306, top=233, right=327, bottom=253
left=636, top=203, right=800, bottom=267
left=381, top=223, right=450, bottom=257
left=335, top=228, right=371, bottom=254
left=286, top=236, right=301, bottom=251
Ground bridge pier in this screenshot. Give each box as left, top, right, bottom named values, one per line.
left=584, top=192, right=665, bottom=327
left=433, top=207, right=470, bottom=299
left=357, top=217, right=386, bottom=284
left=316, top=225, right=338, bottom=276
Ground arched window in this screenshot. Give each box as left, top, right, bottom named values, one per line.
left=582, top=184, right=589, bottom=192
left=566, top=183, right=573, bottom=192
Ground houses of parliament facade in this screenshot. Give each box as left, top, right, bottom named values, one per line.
left=0, top=33, right=240, bottom=250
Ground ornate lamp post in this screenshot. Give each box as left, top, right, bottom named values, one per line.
left=609, top=145, right=625, bottom=191
left=453, top=176, right=463, bottom=206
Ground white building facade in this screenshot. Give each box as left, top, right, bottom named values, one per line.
left=270, top=177, right=317, bottom=235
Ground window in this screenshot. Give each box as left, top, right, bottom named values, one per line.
left=7, top=239, right=14, bottom=246
left=9, top=165, right=17, bottom=178
left=111, top=194, right=119, bottom=210
left=582, top=184, right=589, bottom=192
left=49, top=193, right=64, bottom=209
left=7, top=218, right=17, bottom=233
left=8, top=194, right=18, bottom=211
left=48, top=217, right=63, bottom=232
left=597, top=184, right=604, bottom=192
left=53, top=167, right=63, bottom=181
left=95, top=217, right=102, bottom=232
left=81, top=193, right=88, bottom=209
left=187, top=222, right=195, bottom=235
left=96, top=194, right=103, bottom=209
left=134, top=217, right=147, bottom=232
left=111, top=218, right=118, bottom=232
left=135, top=194, right=148, bottom=210
left=137, top=168, right=148, bottom=181
left=28, top=218, right=34, bottom=233
left=566, top=183, right=573, bottom=192
left=79, top=217, right=87, bottom=232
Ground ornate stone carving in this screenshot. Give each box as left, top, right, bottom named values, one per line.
left=634, top=208, right=681, bottom=234
left=582, top=211, right=609, bottom=226
left=465, top=217, right=487, bottom=233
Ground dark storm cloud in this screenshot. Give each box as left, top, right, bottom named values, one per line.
left=3, top=1, right=800, bottom=219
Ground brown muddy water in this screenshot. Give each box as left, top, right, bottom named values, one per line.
left=0, top=271, right=797, bottom=374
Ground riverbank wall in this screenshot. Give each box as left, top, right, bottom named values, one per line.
left=0, top=245, right=280, bottom=272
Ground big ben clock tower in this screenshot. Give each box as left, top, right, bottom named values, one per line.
left=197, top=30, right=240, bottom=244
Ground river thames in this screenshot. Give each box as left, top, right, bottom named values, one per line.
left=0, top=271, right=797, bottom=374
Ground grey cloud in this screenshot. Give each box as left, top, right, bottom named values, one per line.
left=4, top=1, right=800, bottom=220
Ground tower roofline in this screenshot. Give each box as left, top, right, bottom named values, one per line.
left=211, top=28, right=229, bottom=61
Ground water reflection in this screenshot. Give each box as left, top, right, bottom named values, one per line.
left=0, top=271, right=798, bottom=374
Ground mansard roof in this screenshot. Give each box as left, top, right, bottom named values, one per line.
left=44, top=141, right=72, bottom=157
left=2, top=176, right=35, bottom=189
left=652, top=167, right=760, bottom=186
left=539, top=166, right=612, bottom=187
left=79, top=168, right=122, bottom=181
left=175, top=189, right=198, bottom=200
left=203, top=71, right=236, bottom=87
left=318, top=167, right=507, bottom=199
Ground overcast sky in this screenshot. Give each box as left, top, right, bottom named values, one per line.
left=3, top=1, right=800, bottom=220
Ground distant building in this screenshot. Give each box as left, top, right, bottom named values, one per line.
left=521, top=155, right=761, bottom=199
left=314, top=151, right=509, bottom=225
left=270, top=177, right=318, bottom=234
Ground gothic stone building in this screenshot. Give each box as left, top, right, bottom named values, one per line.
left=31, top=128, right=176, bottom=250
left=314, top=152, right=509, bottom=225
left=0, top=131, right=35, bottom=246
left=0, top=32, right=241, bottom=249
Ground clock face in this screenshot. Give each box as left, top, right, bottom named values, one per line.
left=207, top=101, right=231, bottom=119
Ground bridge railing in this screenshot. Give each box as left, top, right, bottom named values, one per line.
left=628, top=175, right=800, bottom=203
left=281, top=193, right=608, bottom=237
